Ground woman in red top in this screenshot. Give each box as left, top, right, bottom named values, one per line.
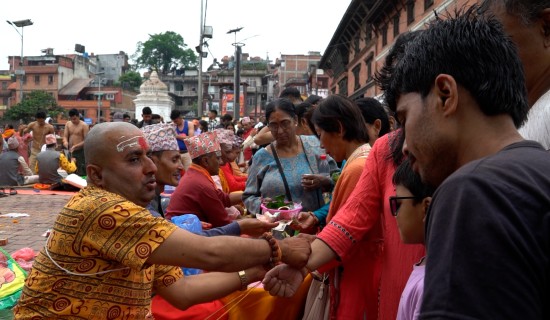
left=217, top=129, right=247, bottom=192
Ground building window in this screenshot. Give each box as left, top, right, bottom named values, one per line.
left=354, top=32, right=361, bottom=55
left=353, top=65, right=361, bottom=90
left=247, top=97, right=255, bottom=106
left=365, top=25, right=372, bottom=43
left=106, top=93, right=115, bottom=100
left=1, top=82, right=6, bottom=90
left=366, top=55, right=374, bottom=80
left=34, top=75, right=40, bottom=85
left=393, top=14, right=400, bottom=37
left=407, top=0, right=415, bottom=24
left=48, top=75, right=54, bottom=84
left=338, top=77, right=348, bottom=97
left=382, top=25, right=388, bottom=47
left=425, top=0, right=434, bottom=11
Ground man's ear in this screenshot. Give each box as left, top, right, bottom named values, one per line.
left=422, top=197, right=432, bottom=223
left=541, top=8, right=550, bottom=47
left=87, top=164, right=103, bottom=187
left=434, top=74, right=458, bottom=117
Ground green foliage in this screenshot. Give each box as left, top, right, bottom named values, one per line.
left=117, top=71, right=142, bottom=90
left=3, top=90, right=66, bottom=123
left=133, top=31, right=198, bottom=74
left=264, top=195, right=288, bottom=209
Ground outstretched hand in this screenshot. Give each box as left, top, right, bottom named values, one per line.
left=290, top=211, right=318, bottom=233
left=238, top=219, right=278, bottom=237
left=262, top=264, right=307, bottom=297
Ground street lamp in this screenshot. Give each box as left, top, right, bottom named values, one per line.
left=7, top=19, right=33, bottom=103
left=93, top=72, right=105, bottom=124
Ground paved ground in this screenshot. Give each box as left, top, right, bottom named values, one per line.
left=0, top=192, right=72, bottom=254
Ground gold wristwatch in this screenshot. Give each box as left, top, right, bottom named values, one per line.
left=238, top=270, right=248, bottom=291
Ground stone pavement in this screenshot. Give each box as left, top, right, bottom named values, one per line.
left=0, top=192, right=72, bottom=255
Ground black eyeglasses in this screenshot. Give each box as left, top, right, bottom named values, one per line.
left=389, top=196, right=421, bottom=216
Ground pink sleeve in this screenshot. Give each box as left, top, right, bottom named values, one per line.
left=317, top=138, right=386, bottom=261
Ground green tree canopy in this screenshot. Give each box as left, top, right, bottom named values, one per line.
left=117, top=71, right=143, bottom=90
left=3, top=90, right=66, bottom=123
left=133, top=31, right=197, bottom=74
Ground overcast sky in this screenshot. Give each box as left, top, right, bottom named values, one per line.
left=1, top=0, right=351, bottom=72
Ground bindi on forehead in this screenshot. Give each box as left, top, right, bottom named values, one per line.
left=116, top=136, right=149, bottom=152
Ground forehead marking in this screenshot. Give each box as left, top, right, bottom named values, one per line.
left=116, top=135, right=147, bottom=152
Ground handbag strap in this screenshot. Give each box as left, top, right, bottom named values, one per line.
left=270, top=142, right=293, bottom=202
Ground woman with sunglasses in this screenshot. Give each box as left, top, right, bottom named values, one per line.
left=243, top=98, right=337, bottom=215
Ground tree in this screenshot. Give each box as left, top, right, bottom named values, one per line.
left=3, top=90, right=66, bottom=123
left=117, top=71, right=143, bottom=90
left=133, top=31, right=197, bottom=74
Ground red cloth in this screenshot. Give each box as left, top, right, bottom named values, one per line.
left=166, top=165, right=232, bottom=227
left=317, top=132, right=425, bottom=320
left=220, top=162, right=246, bottom=192
left=151, top=295, right=228, bottom=320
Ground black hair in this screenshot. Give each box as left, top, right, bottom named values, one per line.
left=170, top=109, right=182, bottom=121
left=199, top=120, right=208, bottom=131
left=375, top=30, right=424, bottom=112
left=355, top=97, right=391, bottom=137
left=312, top=95, right=369, bottom=143
left=142, top=107, right=152, bottom=115
left=279, top=87, right=302, bottom=101
left=386, top=6, right=528, bottom=128
left=392, top=159, right=435, bottom=203
left=295, top=102, right=314, bottom=125
left=304, top=95, right=322, bottom=105
left=68, top=109, right=79, bottom=117
left=151, top=114, right=162, bottom=120
left=265, top=98, right=297, bottom=122
left=221, top=113, right=233, bottom=122
left=35, top=110, right=47, bottom=119
left=209, top=109, right=218, bottom=116
left=123, top=113, right=131, bottom=119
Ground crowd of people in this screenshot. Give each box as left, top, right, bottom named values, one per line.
left=3, top=1, right=550, bottom=319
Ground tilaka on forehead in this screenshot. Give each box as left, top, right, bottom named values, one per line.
left=116, top=136, right=148, bottom=152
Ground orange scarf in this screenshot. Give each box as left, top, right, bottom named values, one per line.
left=189, top=163, right=217, bottom=187
left=2, top=129, right=15, bottom=139
left=217, top=168, right=230, bottom=193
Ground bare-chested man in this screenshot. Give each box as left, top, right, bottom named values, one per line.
left=63, top=108, right=89, bottom=176
left=25, top=110, right=54, bottom=174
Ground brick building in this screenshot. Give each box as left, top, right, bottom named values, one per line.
left=320, top=0, right=473, bottom=100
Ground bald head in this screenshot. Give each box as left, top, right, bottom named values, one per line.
left=84, top=122, right=157, bottom=206
left=85, top=122, right=144, bottom=166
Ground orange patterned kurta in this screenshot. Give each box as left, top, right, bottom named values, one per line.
left=14, top=186, right=183, bottom=319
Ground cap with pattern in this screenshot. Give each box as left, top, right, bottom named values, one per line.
left=184, top=131, right=221, bottom=159
left=141, top=123, right=179, bottom=152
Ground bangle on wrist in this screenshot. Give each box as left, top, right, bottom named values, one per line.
left=238, top=270, right=248, bottom=291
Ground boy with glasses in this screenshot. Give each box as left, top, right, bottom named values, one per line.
left=390, top=159, right=434, bottom=320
